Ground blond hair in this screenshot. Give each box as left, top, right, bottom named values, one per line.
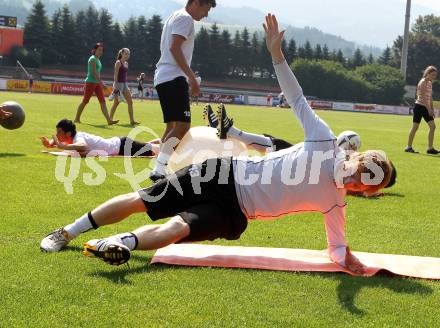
left=423, top=66, right=437, bottom=78
left=116, top=48, right=130, bottom=60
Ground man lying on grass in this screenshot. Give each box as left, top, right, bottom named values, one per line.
left=40, top=119, right=159, bottom=157
left=41, top=14, right=394, bottom=275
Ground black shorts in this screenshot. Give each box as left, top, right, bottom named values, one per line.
left=413, top=104, right=434, bottom=124
left=118, top=137, right=154, bottom=157
left=156, top=76, right=191, bottom=123
left=138, top=158, right=247, bottom=242
left=263, top=134, right=294, bottom=151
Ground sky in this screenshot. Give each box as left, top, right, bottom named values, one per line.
left=177, top=0, right=440, bottom=47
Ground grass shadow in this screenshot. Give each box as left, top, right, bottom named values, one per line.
left=87, top=255, right=164, bottom=285
left=383, top=192, right=405, bottom=198
left=318, top=271, right=433, bottom=316
left=83, top=123, right=113, bottom=130
left=0, top=153, right=26, bottom=158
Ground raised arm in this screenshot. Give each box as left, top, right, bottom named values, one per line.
left=263, top=14, right=335, bottom=141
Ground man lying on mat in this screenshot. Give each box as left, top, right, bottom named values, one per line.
left=203, top=104, right=396, bottom=198
left=40, top=119, right=159, bottom=157
left=41, top=14, right=394, bottom=275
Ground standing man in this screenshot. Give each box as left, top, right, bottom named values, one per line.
left=151, top=0, right=216, bottom=181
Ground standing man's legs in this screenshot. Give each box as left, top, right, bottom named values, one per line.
left=152, top=77, right=192, bottom=180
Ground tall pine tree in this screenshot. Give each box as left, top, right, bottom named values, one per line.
left=23, top=0, right=50, bottom=64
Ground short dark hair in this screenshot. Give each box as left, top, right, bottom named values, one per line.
left=187, top=0, right=216, bottom=7
left=385, top=161, right=397, bottom=188
left=56, top=119, right=77, bottom=137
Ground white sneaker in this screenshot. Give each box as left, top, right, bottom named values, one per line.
left=40, top=228, right=71, bottom=252
left=82, top=237, right=130, bottom=266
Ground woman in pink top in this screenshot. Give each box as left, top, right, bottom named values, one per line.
left=109, top=48, right=139, bottom=126
left=406, top=66, right=438, bottom=154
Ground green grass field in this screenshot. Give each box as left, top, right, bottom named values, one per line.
left=1, top=92, right=439, bottom=327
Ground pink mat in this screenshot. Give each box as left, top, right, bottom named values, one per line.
left=151, top=244, right=440, bottom=280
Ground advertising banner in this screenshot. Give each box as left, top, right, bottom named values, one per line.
left=310, top=100, right=333, bottom=109
left=198, top=93, right=235, bottom=104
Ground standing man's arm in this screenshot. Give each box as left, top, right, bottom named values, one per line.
left=170, top=35, right=199, bottom=96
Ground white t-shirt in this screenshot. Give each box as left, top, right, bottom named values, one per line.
left=73, top=132, right=121, bottom=156
left=232, top=60, right=348, bottom=266
left=154, top=9, right=195, bottom=87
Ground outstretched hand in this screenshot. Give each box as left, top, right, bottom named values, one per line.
left=263, top=14, right=285, bottom=63
left=0, top=107, right=12, bottom=120
left=40, top=136, right=54, bottom=148
left=345, top=247, right=366, bottom=275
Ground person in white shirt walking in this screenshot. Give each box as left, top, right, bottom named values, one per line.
left=40, top=15, right=394, bottom=276
left=150, top=0, right=217, bottom=181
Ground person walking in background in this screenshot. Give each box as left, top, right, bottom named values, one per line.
left=267, top=93, right=273, bottom=106
left=109, top=48, right=139, bottom=126
left=28, top=74, right=34, bottom=93
left=405, top=66, right=439, bottom=155
left=137, top=73, right=145, bottom=101
left=74, top=43, right=118, bottom=126
left=150, top=0, right=217, bottom=181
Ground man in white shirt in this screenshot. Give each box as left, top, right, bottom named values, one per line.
left=41, top=15, right=393, bottom=276
left=40, top=119, right=159, bottom=157
left=151, top=0, right=217, bottom=181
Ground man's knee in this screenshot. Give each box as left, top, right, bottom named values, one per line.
left=120, top=192, right=145, bottom=211
left=167, top=216, right=190, bottom=237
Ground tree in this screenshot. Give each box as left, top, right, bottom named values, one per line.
left=367, top=53, right=375, bottom=64
left=231, top=30, right=242, bottom=75
left=123, top=17, right=138, bottom=57
left=193, top=27, right=210, bottom=75
left=322, top=44, right=330, bottom=60
left=286, top=39, right=297, bottom=64
left=336, top=49, right=345, bottom=65
left=355, top=64, right=405, bottom=104
left=84, top=6, right=100, bottom=51
left=241, top=28, right=252, bottom=76
left=207, top=23, right=222, bottom=77
left=413, top=14, right=440, bottom=38
left=48, top=9, right=63, bottom=64
left=58, top=5, right=76, bottom=64
left=218, top=30, right=233, bottom=76
left=97, top=9, right=117, bottom=67
left=378, top=46, right=392, bottom=66
left=351, top=48, right=365, bottom=68
left=145, top=15, right=163, bottom=71
left=297, top=46, right=306, bottom=59
left=250, top=32, right=260, bottom=77
left=314, top=44, right=323, bottom=60
left=304, top=41, right=313, bottom=60
left=23, top=0, right=50, bottom=65
left=260, top=37, right=273, bottom=77
left=74, top=10, right=89, bottom=64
